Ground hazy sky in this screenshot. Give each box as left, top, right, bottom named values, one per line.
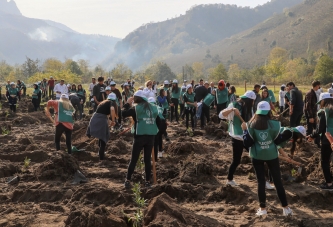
left=14, top=0, right=270, bottom=38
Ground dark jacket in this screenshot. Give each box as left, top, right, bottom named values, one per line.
left=290, top=87, right=304, bottom=112
left=311, top=110, right=330, bottom=145
left=253, top=90, right=261, bottom=113
left=194, top=86, right=208, bottom=102
left=93, top=84, right=106, bottom=102
left=304, top=89, right=317, bottom=118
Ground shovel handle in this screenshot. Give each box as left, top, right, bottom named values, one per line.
left=278, top=107, right=289, bottom=117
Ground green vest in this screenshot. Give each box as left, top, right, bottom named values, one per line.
left=229, top=102, right=243, bottom=136
left=180, top=91, right=186, bottom=102
left=77, top=89, right=85, bottom=97
left=163, top=86, right=169, bottom=92
left=57, top=102, right=74, bottom=123
left=8, top=88, right=18, bottom=96
left=262, top=97, right=271, bottom=103
left=184, top=92, right=195, bottom=108
left=32, top=89, right=39, bottom=99
left=227, top=93, right=236, bottom=105
left=203, top=94, right=215, bottom=106
left=135, top=103, right=159, bottom=135
left=171, top=88, right=181, bottom=99
left=322, top=109, right=333, bottom=135
left=268, top=90, right=276, bottom=102
left=216, top=88, right=228, bottom=104
left=6, top=84, right=10, bottom=91
left=157, top=106, right=165, bottom=120
left=277, top=127, right=293, bottom=149
left=285, top=92, right=290, bottom=101
left=247, top=120, right=281, bottom=160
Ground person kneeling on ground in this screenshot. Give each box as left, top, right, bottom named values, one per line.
left=86, top=93, right=117, bottom=161
left=46, top=94, right=75, bottom=154
left=242, top=101, right=293, bottom=217
left=122, top=90, right=159, bottom=189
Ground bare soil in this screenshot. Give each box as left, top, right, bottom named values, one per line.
left=0, top=99, right=333, bottom=227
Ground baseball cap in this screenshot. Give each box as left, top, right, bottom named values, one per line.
left=256, top=101, right=270, bottom=115
left=61, top=94, right=69, bottom=99
left=240, top=91, right=256, bottom=100
left=107, top=93, right=116, bottom=100
left=260, top=85, right=267, bottom=90
left=172, top=79, right=178, bottom=84
left=110, top=81, right=116, bottom=86
left=281, top=84, right=286, bottom=87
left=123, top=83, right=129, bottom=86
left=148, top=97, right=156, bottom=103
left=293, top=126, right=306, bottom=137
left=164, top=80, right=170, bottom=85
left=186, top=84, right=192, bottom=90
left=134, top=90, right=148, bottom=101
left=105, top=86, right=111, bottom=91
left=67, top=84, right=71, bottom=87
left=204, top=81, right=209, bottom=85
left=317, top=92, right=333, bottom=104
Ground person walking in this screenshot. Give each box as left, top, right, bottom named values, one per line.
left=6, top=82, right=20, bottom=113
left=183, top=84, right=197, bottom=133
left=87, top=93, right=118, bottom=160
left=286, top=82, right=304, bottom=127
left=45, top=94, right=75, bottom=154
left=220, top=91, right=256, bottom=186
left=54, top=79, right=68, bottom=100
left=31, top=83, right=41, bottom=111
left=48, top=76, right=55, bottom=99
left=215, top=80, right=229, bottom=116
left=122, top=90, right=159, bottom=189
left=279, top=85, right=286, bottom=114
left=242, top=101, right=293, bottom=216
left=304, top=80, right=321, bottom=147
left=308, top=93, right=333, bottom=190
left=93, top=77, right=106, bottom=112
left=170, top=79, right=181, bottom=124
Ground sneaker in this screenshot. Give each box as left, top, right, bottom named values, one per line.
left=282, top=207, right=293, bottom=216
left=320, top=183, right=333, bottom=190
left=145, top=181, right=152, bottom=188
left=256, top=208, right=267, bottom=216
left=158, top=152, right=163, bottom=158
left=265, top=181, right=275, bottom=190
left=124, top=180, right=131, bottom=189
left=226, top=180, right=238, bottom=186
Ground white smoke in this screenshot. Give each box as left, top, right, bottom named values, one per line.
left=28, top=27, right=65, bottom=42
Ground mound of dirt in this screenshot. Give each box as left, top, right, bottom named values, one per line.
left=205, top=121, right=228, bottom=138
left=34, top=151, right=80, bottom=180
left=210, top=114, right=220, bottom=124
left=166, top=141, right=205, bottom=155
left=12, top=112, right=49, bottom=125
left=272, top=115, right=290, bottom=127
left=65, top=206, right=126, bottom=227
left=206, top=186, right=247, bottom=204
left=144, top=193, right=223, bottom=227
left=306, top=152, right=332, bottom=183
left=0, top=161, right=17, bottom=178
left=109, top=139, right=131, bottom=155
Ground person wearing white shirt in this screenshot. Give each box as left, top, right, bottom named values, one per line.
left=88, top=77, right=96, bottom=99
left=328, top=83, right=333, bottom=94
left=143, top=80, right=155, bottom=99
left=279, top=84, right=287, bottom=114
left=53, top=80, right=68, bottom=100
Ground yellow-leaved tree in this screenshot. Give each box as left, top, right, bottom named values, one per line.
left=28, top=70, right=82, bottom=84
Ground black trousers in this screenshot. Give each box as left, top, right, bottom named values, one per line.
left=290, top=110, right=303, bottom=127
left=99, top=139, right=106, bottom=160
left=118, top=107, right=122, bottom=124
left=180, top=103, right=185, bottom=119
left=170, top=98, right=179, bottom=122
left=227, top=138, right=244, bottom=180
left=154, top=119, right=167, bottom=160
left=49, top=87, right=54, bottom=99
left=126, top=135, right=154, bottom=182
left=200, top=103, right=210, bottom=127
left=279, top=106, right=284, bottom=114
left=321, top=143, right=333, bottom=184
left=32, top=98, right=39, bottom=111
left=185, top=107, right=196, bottom=129
left=252, top=158, right=288, bottom=208
left=55, top=123, right=72, bottom=154
left=284, top=104, right=289, bottom=117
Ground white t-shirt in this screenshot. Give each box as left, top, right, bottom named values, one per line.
left=143, top=87, right=156, bottom=99
left=219, top=103, right=243, bottom=141
left=89, top=83, right=96, bottom=96
left=53, top=84, right=68, bottom=98
left=328, top=88, right=333, bottom=94
left=279, top=90, right=286, bottom=107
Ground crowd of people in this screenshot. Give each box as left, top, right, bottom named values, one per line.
left=4, top=75, right=332, bottom=217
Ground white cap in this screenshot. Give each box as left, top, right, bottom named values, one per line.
left=281, top=84, right=286, bottom=87
left=148, top=97, right=156, bottom=103
left=107, top=93, right=117, bottom=100
left=172, top=79, right=178, bottom=84
left=260, top=85, right=267, bottom=90
left=240, top=91, right=256, bottom=100
left=110, top=81, right=116, bottom=86
left=256, top=101, right=271, bottom=115
left=181, top=85, right=186, bottom=89
left=61, top=94, right=69, bottom=99
left=204, top=81, right=209, bottom=85
left=164, top=80, right=170, bottom=85
left=90, top=98, right=94, bottom=102
left=139, top=86, right=144, bottom=90
left=317, top=92, right=333, bottom=104
left=10, top=82, right=15, bottom=85
left=294, top=126, right=306, bottom=137
left=105, top=86, right=111, bottom=91
left=186, top=84, right=192, bottom=90
left=134, top=90, right=148, bottom=101
left=123, top=83, right=129, bottom=86
left=67, top=84, right=71, bottom=87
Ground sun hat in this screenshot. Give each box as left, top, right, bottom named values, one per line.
left=256, top=101, right=270, bottom=115
left=240, top=91, right=256, bottom=100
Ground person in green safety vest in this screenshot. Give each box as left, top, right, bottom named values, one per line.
left=242, top=101, right=293, bottom=217
left=77, top=84, right=86, bottom=116
left=71, top=84, right=77, bottom=93
left=308, top=92, right=333, bottom=190
left=227, top=85, right=237, bottom=106
left=220, top=90, right=256, bottom=186
left=5, top=80, right=11, bottom=91
left=6, top=82, right=20, bottom=113
left=260, top=85, right=276, bottom=103
left=201, top=89, right=216, bottom=128
left=179, top=85, right=186, bottom=120
left=183, top=84, right=197, bottom=133
left=122, top=90, right=159, bottom=189
left=284, top=86, right=291, bottom=117
left=170, top=79, right=181, bottom=124
left=31, top=83, right=41, bottom=111
left=17, top=80, right=26, bottom=96
left=261, top=89, right=277, bottom=113
left=157, top=88, right=170, bottom=141
left=45, top=94, right=75, bottom=154
left=215, top=80, right=229, bottom=117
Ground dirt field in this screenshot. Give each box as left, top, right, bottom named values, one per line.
left=0, top=98, right=333, bottom=227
